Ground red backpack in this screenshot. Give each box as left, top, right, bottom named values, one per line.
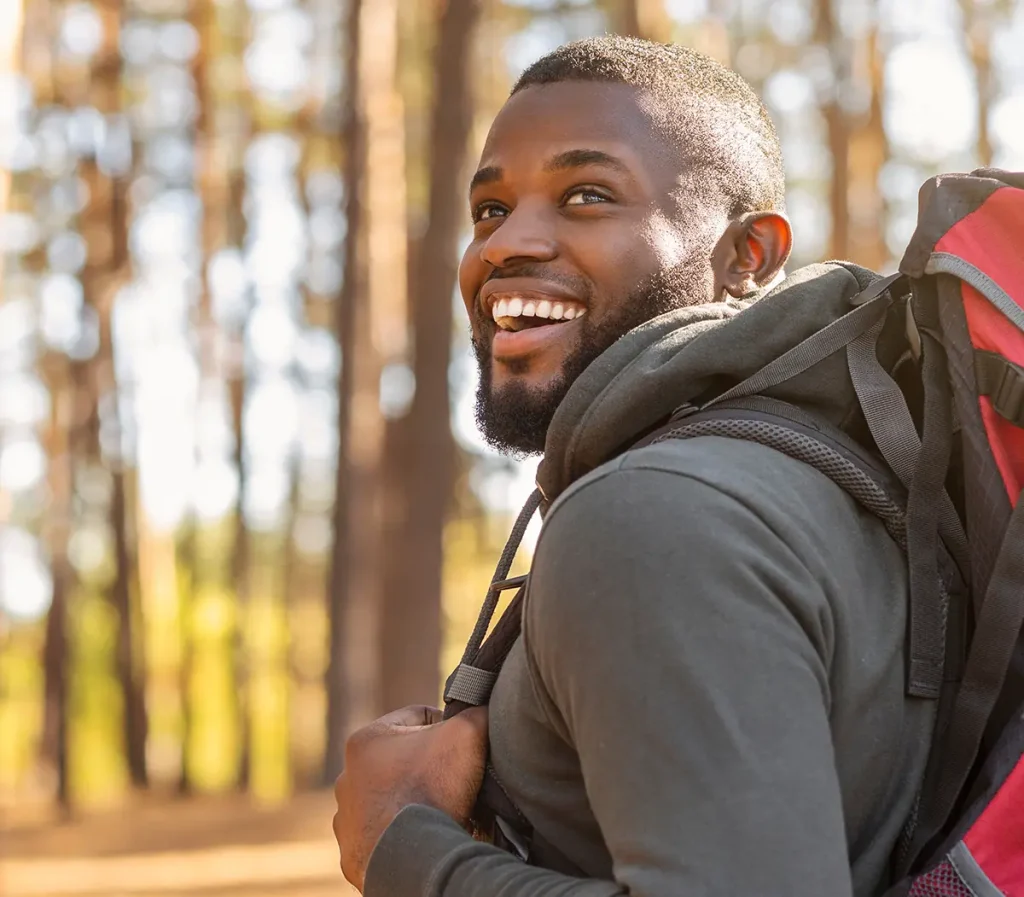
left=887, top=172, right=1024, bottom=894
left=444, top=170, right=1024, bottom=891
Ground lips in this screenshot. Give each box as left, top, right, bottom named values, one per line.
left=480, top=277, right=583, bottom=316
left=480, top=278, right=587, bottom=363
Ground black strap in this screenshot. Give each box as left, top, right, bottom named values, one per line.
left=444, top=584, right=527, bottom=721
left=903, top=496, right=1024, bottom=869
left=702, top=273, right=904, bottom=410
left=649, top=399, right=908, bottom=549
left=904, top=327, right=957, bottom=700
left=975, top=350, right=1024, bottom=427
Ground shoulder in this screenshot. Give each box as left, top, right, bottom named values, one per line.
left=542, top=435, right=890, bottom=562
left=527, top=435, right=905, bottom=665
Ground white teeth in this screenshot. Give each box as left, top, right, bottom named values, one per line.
left=490, top=296, right=585, bottom=324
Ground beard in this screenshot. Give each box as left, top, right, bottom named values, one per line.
left=472, top=262, right=709, bottom=456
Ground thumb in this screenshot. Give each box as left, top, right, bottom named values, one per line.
left=449, top=704, right=489, bottom=740
left=378, top=705, right=444, bottom=729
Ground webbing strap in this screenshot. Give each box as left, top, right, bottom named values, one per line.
left=847, top=317, right=920, bottom=488
left=906, top=497, right=1024, bottom=867
left=847, top=318, right=971, bottom=586
left=458, top=490, right=542, bottom=668
left=653, top=414, right=907, bottom=549
left=444, top=663, right=497, bottom=706
left=975, top=350, right=1024, bottom=427
left=847, top=318, right=969, bottom=698
left=906, top=330, right=957, bottom=700
left=703, top=274, right=903, bottom=410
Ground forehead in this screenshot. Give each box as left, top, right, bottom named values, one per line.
left=478, top=80, right=679, bottom=176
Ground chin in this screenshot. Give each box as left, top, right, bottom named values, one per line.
left=491, top=368, right=556, bottom=397
left=476, top=371, right=566, bottom=458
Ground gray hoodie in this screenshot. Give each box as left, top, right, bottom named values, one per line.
left=365, top=264, right=936, bottom=897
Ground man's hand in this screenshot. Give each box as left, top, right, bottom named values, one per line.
left=332, top=704, right=489, bottom=893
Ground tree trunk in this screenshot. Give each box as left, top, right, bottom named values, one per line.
left=846, top=9, right=889, bottom=272
left=40, top=366, right=74, bottom=808
left=960, top=0, right=995, bottom=168
left=323, top=0, right=406, bottom=782
left=619, top=0, right=672, bottom=43
left=814, top=0, right=850, bottom=260
left=380, top=0, right=482, bottom=712
left=111, top=465, right=148, bottom=786
left=229, top=373, right=251, bottom=788
left=80, top=0, right=148, bottom=789
left=0, top=0, right=25, bottom=286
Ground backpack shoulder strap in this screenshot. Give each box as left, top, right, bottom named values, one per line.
left=637, top=395, right=909, bottom=549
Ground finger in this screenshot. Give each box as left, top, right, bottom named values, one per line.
left=332, top=811, right=344, bottom=868
left=376, top=704, right=443, bottom=729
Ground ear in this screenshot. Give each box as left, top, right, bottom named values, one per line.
left=712, top=211, right=793, bottom=299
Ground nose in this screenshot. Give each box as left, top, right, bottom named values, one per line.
left=479, top=200, right=557, bottom=269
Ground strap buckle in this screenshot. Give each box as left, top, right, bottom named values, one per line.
left=977, top=351, right=1024, bottom=427
left=444, top=663, right=497, bottom=705
left=849, top=272, right=909, bottom=307
left=991, top=362, right=1024, bottom=426
left=488, top=573, right=528, bottom=595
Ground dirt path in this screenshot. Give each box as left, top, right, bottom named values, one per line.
left=1, top=791, right=355, bottom=897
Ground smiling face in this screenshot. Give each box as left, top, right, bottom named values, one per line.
left=460, top=80, right=730, bottom=455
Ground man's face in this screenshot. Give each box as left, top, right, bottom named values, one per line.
left=460, top=80, right=723, bottom=456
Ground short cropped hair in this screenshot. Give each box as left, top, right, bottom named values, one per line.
left=512, top=36, right=786, bottom=217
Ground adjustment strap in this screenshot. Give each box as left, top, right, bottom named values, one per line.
left=975, top=351, right=1024, bottom=427
left=444, top=663, right=497, bottom=706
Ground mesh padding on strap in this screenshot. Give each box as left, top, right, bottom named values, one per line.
left=908, top=860, right=974, bottom=897
left=654, top=417, right=908, bottom=549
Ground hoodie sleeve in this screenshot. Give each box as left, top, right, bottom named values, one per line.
left=365, top=438, right=864, bottom=897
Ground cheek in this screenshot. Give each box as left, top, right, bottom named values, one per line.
left=641, top=211, right=693, bottom=270
left=569, top=223, right=660, bottom=298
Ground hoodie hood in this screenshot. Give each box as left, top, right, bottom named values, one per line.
left=537, top=262, right=882, bottom=502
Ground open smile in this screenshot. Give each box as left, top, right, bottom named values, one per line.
left=480, top=279, right=587, bottom=362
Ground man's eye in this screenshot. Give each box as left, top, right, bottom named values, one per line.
left=473, top=203, right=507, bottom=223
left=563, top=188, right=610, bottom=206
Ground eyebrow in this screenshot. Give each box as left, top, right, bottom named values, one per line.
left=467, top=149, right=630, bottom=200
left=543, top=148, right=629, bottom=175
left=469, top=165, right=502, bottom=197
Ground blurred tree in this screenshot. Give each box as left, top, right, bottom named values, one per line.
left=221, top=0, right=254, bottom=790
left=618, top=0, right=672, bottom=43
left=959, top=0, right=1014, bottom=169
left=324, top=0, right=407, bottom=780
left=40, top=365, right=73, bottom=808
left=180, top=0, right=214, bottom=795
left=846, top=2, right=889, bottom=271
left=960, top=0, right=994, bottom=168
left=0, top=0, right=25, bottom=266
left=380, top=0, right=483, bottom=712
left=78, top=0, right=148, bottom=788
left=814, top=0, right=851, bottom=261
left=229, top=311, right=251, bottom=790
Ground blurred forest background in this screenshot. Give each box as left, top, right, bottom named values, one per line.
left=3, top=0, right=1024, bottom=893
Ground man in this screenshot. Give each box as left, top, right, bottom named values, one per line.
left=334, top=36, right=933, bottom=897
